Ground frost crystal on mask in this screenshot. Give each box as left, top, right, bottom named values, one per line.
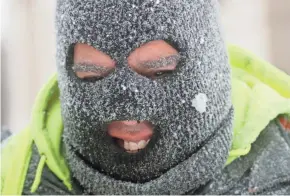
left=200, top=37, right=204, bottom=44
left=191, top=93, right=208, bottom=113
left=111, top=112, right=116, bottom=118
left=121, top=85, right=127, bottom=90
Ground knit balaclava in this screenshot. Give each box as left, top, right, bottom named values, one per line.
left=56, top=0, right=234, bottom=194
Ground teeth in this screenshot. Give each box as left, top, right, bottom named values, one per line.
left=129, top=142, right=139, bottom=150
left=123, top=139, right=150, bottom=152
left=138, top=140, right=147, bottom=149
left=124, top=141, right=129, bottom=150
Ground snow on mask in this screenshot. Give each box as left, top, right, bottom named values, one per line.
left=56, top=0, right=234, bottom=194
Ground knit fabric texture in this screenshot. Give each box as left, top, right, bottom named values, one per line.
left=55, top=0, right=234, bottom=194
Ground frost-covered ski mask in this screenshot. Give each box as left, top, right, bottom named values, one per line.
left=56, top=0, right=234, bottom=194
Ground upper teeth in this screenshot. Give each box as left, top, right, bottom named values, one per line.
left=124, top=140, right=150, bottom=151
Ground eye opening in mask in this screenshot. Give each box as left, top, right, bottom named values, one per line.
left=67, top=43, right=116, bottom=82
left=127, top=40, right=181, bottom=80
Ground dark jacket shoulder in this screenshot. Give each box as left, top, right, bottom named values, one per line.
left=22, top=145, right=81, bottom=195
left=199, top=119, right=290, bottom=195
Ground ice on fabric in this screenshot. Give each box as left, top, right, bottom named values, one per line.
left=191, top=93, right=208, bottom=113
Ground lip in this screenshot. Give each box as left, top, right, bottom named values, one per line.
left=107, top=120, right=154, bottom=142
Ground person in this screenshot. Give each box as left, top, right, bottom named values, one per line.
left=1, top=0, right=290, bottom=194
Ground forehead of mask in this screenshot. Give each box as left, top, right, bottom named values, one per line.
left=56, top=0, right=219, bottom=61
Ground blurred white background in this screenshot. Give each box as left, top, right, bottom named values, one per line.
left=1, top=0, right=290, bottom=133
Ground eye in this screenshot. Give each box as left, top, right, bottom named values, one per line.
left=136, top=62, right=177, bottom=80
left=153, top=70, right=174, bottom=78
left=72, top=64, right=115, bottom=82
left=127, top=40, right=179, bottom=80
left=73, top=43, right=116, bottom=81
left=82, top=75, right=105, bottom=82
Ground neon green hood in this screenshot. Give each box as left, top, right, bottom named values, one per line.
left=228, top=45, right=290, bottom=163
left=2, top=45, right=290, bottom=194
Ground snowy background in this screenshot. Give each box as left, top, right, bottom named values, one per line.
left=1, top=0, right=290, bottom=133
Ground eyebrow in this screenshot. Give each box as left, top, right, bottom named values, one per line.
left=72, top=63, right=112, bottom=74
left=139, top=54, right=181, bottom=69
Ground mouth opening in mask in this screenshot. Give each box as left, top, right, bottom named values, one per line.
left=107, top=120, right=154, bottom=154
